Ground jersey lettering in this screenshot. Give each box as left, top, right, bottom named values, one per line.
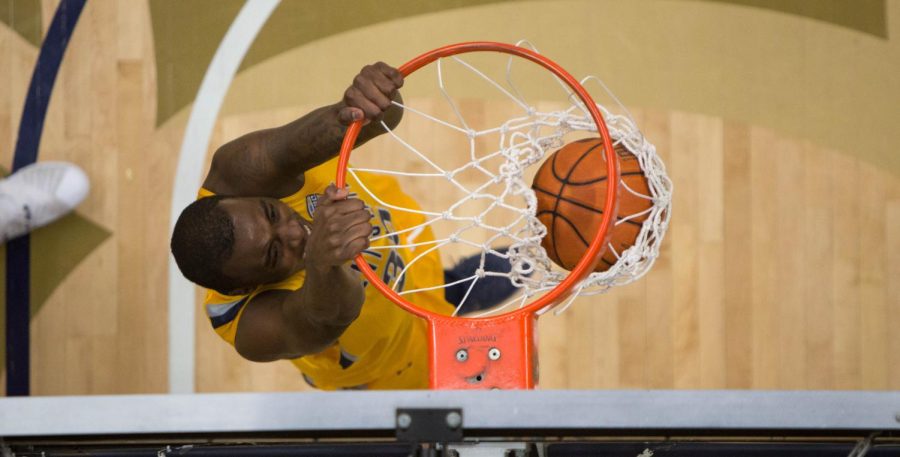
left=382, top=249, right=406, bottom=292
left=353, top=207, right=405, bottom=292
left=377, top=208, right=400, bottom=244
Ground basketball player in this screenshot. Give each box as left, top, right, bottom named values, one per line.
left=171, top=62, right=513, bottom=389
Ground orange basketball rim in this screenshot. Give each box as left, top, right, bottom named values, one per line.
left=337, top=42, right=619, bottom=389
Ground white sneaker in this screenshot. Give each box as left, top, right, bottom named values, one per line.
left=0, top=162, right=90, bottom=243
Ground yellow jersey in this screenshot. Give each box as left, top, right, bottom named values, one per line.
left=200, top=158, right=453, bottom=389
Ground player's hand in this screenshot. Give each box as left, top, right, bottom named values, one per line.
left=303, top=184, right=373, bottom=270
left=339, top=62, right=403, bottom=126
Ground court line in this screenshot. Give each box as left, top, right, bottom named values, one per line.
left=167, top=0, right=280, bottom=394
left=6, top=0, right=87, bottom=397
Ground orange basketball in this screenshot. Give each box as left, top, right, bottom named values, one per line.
left=532, top=138, right=651, bottom=272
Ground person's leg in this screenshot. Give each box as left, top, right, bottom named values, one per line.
left=0, top=162, right=89, bottom=244
left=444, top=248, right=520, bottom=315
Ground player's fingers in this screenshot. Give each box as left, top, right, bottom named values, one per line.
left=343, top=86, right=383, bottom=121
left=347, top=217, right=373, bottom=239
left=318, top=185, right=350, bottom=208
left=353, top=74, right=393, bottom=111
left=321, top=184, right=347, bottom=203
left=370, top=78, right=398, bottom=103
left=372, top=62, right=403, bottom=88
left=340, top=237, right=370, bottom=260
left=325, top=198, right=366, bottom=217
left=326, top=222, right=371, bottom=256
left=329, top=208, right=372, bottom=230
left=343, top=214, right=375, bottom=237
left=316, top=201, right=366, bottom=226
left=338, top=106, right=365, bottom=125
left=325, top=209, right=371, bottom=236
left=342, top=221, right=374, bottom=251
left=363, top=65, right=401, bottom=98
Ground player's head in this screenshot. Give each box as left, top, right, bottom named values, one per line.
left=171, top=196, right=310, bottom=294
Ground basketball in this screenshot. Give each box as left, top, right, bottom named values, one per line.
left=532, top=138, right=651, bottom=272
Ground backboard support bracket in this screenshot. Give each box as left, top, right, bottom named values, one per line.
left=396, top=408, right=464, bottom=444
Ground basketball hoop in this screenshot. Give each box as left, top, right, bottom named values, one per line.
left=336, top=42, right=671, bottom=389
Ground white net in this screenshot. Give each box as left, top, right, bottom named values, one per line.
left=350, top=42, right=673, bottom=317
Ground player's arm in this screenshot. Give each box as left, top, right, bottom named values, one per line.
left=203, top=62, right=404, bottom=199
left=233, top=186, right=372, bottom=361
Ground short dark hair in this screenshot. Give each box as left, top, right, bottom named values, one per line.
left=171, top=196, right=237, bottom=293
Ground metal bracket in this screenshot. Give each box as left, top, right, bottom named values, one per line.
left=396, top=408, right=464, bottom=443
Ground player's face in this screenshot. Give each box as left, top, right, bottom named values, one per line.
left=218, top=197, right=311, bottom=288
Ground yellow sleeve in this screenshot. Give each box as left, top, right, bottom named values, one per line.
left=204, top=290, right=251, bottom=346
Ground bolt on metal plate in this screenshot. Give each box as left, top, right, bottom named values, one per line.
left=396, top=408, right=464, bottom=443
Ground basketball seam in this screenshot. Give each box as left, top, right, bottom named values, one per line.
left=549, top=145, right=599, bottom=268
left=564, top=170, right=645, bottom=186
left=549, top=151, right=563, bottom=262
left=550, top=141, right=605, bottom=183
left=532, top=184, right=645, bottom=229
left=553, top=212, right=591, bottom=247
left=551, top=212, right=591, bottom=268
